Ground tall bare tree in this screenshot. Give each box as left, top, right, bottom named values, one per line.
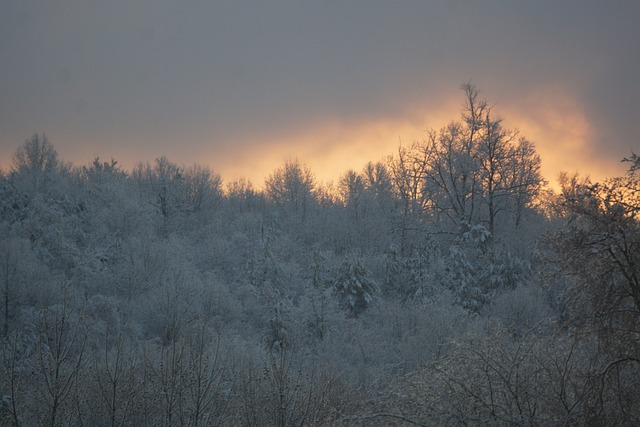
left=264, top=159, right=316, bottom=222
left=12, top=133, right=58, bottom=174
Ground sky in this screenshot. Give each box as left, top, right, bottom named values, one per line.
left=1, top=1, right=639, bottom=189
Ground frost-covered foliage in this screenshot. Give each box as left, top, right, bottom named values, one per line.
left=445, top=243, right=489, bottom=312
left=384, top=239, right=441, bottom=302
left=333, top=256, right=379, bottom=317
left=549, top=157, right=640, bottom=353
left=443, top=224, right=534, bottom=312
left=2, top=109, right=639, bottom=423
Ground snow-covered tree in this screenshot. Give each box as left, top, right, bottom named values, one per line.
left=550, top=155, right=640, bottom=348
left=384, top=239, right=441, bottom=302
left=11, top=133, right=58, bottom=175
left=333, top=256, right=379, bottom=317
left=264, top=159, right=316, bottom=223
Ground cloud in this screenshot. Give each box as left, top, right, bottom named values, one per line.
left=502, top=87, right=598, bottom=184
left=1, top=1, right=638, bottom=186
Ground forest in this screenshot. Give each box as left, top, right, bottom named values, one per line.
left=1, top=85, right=639, bottom=426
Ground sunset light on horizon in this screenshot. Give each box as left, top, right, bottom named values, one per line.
left=0, top=93, right=626, bottom=193
left=1, top=1, right=637, bottom=190
left=4, top=3, right=640, bottom=423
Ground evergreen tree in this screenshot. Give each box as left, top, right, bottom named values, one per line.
left=333, top=256, right=379, bottom=317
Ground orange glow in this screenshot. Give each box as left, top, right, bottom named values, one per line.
left=210, top=118, right=429, bottom=188
left=207, top=102, right=462, bottom=188
left=207, top=90, right=626, bottom=192
left=1, top=90, right=627, bottom=193
left=503, top=86, right=626, bottom=190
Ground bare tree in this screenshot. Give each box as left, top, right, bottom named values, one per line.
left=337, top=169, right=364, bottom=219
left=544, top=156, right=640, bottom=423
left=132, top=157, right=187, bottom=234
left=505, top=138, right=545, bottom=226
left=265, top=159, right=316, bottom=223
left=0, top=238, right=23, bottom=339
left=35, top=289, right=87, bottom=427
left=91, top=329, right=137, bottom=427
left=550, top=157, right=640, bottom=344
left=387, top=142, right=431, bottom=252
left=397, top=84, right=546, bottom=235
left=11, top=133, right=58, bottom=174
left=183, top=163, right=223, bottom=213
left=423, top=122, right=480, bottom=231
left=184, top=323, right=231, bottom=426
left=1, top=332, right=28, bottom=427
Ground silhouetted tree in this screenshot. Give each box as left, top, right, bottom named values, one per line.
left=265, top=159, right=316, bottom=223
left=12, top=133, right=58, bottom=174
left=10, top=133, right=63, bottom=192
left=551, top=156, right=640, bottom=344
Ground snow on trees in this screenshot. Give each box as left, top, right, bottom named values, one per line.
left=5, top=88, right=637, bottom=424
left=333, top=255, right=379, bottom=317
left=387, top=84, right=545, bottom=238
left=550, top=154, right=640, bottom=344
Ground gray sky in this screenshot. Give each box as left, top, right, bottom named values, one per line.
left=1, top=1, right=639, bottom=186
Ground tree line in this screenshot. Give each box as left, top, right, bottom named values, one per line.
left=1, top=85, right=639, bottom=425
